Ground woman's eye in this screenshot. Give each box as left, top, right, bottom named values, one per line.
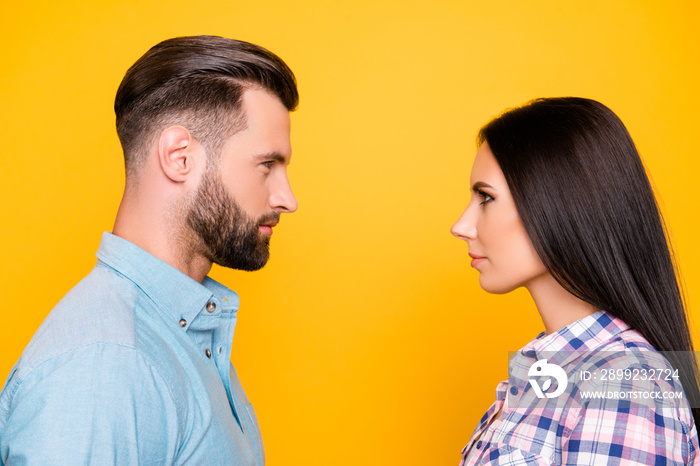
left=477, top=190, right=494, bottom=204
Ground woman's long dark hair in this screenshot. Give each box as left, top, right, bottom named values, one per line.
left=479, top=97, right=700, bottom=424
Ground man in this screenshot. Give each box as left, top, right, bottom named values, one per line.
left=0, top=35, right=298, bottom=464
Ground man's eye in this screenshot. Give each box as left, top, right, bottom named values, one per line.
left=262, top=161, right=274, bottom=169
left=477, top=190, right=494, bottom=205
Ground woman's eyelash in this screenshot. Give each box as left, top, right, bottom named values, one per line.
left=477, top=189, right=494, bottom=204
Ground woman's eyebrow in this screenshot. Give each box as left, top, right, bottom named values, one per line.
left=471, top=181, right=495, bottom=192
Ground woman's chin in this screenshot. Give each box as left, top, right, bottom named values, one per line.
left=478, top=278, right=513, bottom=295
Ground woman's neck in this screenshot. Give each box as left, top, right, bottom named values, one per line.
left=525, top=273, right=598, bottom=335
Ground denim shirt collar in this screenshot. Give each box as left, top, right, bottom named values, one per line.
left=95, top=232, right=240, bottom=330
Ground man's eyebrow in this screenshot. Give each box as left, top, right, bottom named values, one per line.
left=254, top=152, right=289, bottom=164
left=471, top=181, right=495, bottom=192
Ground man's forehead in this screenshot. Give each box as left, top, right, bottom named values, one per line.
left=239, top=89, right=290, bottom=132
left=240, top=87, right=289, bottom=115
left=219, top=88, right=291, bottom=158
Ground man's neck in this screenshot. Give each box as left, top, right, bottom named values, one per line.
left=113, top=194, right=213, bottom=283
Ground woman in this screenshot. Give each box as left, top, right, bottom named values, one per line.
left=451, top=97, right=699, bottom=465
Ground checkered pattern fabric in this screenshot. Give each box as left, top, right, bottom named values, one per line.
left=459, top=311, right=698, bottom=465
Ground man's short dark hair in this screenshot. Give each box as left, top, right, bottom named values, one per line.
left=114, top=35, right=298, bottom=178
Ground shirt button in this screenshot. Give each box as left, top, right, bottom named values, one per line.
left=179, top=319, right=187, bottom=327
left=510, top=386, right=518, bottom=396
left=205, top=348, right=212, bottom=358
left=206, top=302, right=216, bottom=313
left=476, top=441, right=482, bottom=449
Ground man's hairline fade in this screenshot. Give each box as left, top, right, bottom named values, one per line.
left=114, top=35, right=298, bottom=182
left=125, top=78, right=254, bottom=176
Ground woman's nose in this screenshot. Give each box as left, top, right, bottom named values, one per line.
left=451, top=206, right=477, bottom=241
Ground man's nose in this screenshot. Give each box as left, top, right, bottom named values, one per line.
left=270, top=175, right=298, bottom=213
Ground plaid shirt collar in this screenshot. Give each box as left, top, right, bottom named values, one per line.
left=522, top=310, right=630, bottom=367
left=507, top=311, right=637, bottom=401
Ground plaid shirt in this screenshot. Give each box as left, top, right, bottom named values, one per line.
left=460, top=311, right=698, bottom=465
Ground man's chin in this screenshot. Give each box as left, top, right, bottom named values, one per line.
left=214, top=247, right=270, bottom=272
left=231, top=257, right=269, bottom=272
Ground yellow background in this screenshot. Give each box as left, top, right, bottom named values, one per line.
left=1, top=1, right=699, bottom=464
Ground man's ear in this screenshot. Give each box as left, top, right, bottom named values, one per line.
left=158, top=126, right=200, bottom=182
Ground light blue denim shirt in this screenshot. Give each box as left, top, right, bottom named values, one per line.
left=0, top=232, right=264, bottom=465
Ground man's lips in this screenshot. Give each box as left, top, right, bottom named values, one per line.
left=259, top=222, right=278, bottom=235
left=469, top=253, right=486, bottom=267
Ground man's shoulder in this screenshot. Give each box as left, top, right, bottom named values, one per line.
left=0, top=264, right=193, bottom=450
left=15, top=264, right=146, bottom=377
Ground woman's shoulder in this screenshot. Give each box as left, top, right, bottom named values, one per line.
left=570, top=323, right=695, bottom=431
left=558, top=324, right=698, bottom=464
left=575, top=325, right=684, bottom=392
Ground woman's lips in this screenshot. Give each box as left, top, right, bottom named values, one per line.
left=469, top=253, right=486, bottom=267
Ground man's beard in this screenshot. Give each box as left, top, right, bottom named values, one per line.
left=185, top=168, right=279, bottom=271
